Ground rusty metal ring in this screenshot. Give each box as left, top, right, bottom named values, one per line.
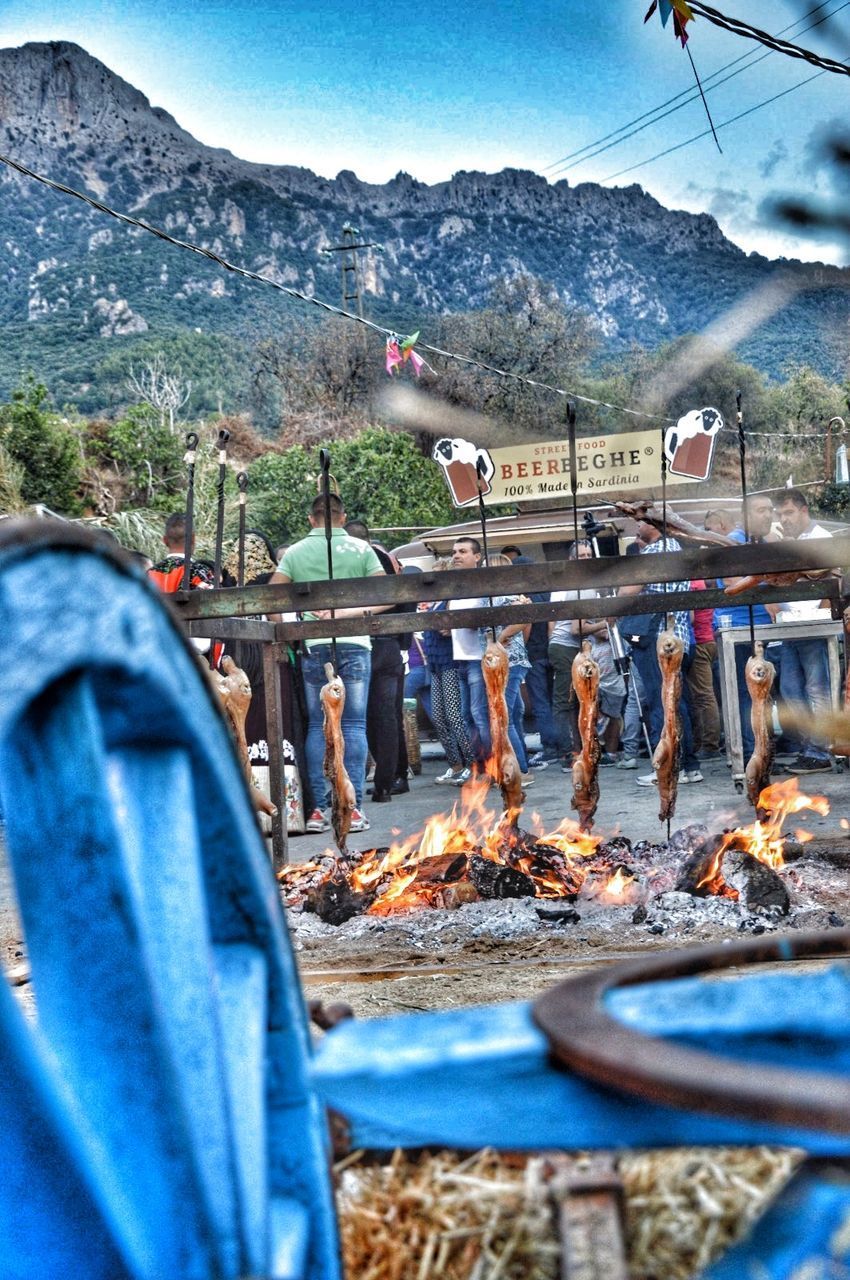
left=533, top=928, right=850, bottom=1134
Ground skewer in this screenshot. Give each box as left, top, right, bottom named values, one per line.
left=735, top=390, right=757, bottom=656
left=659, top=425, right=672, bottom=841
left=213, top=427, right=230, bottom=589
left=475, top=456, right=497, bottom=641
left=566, top=401, right=583, bottom=639
left=236, top=471, right=248, bottom=588
left=319, top=448, right=339, bottom=673
left=181, top=430, right=199, bottom=593
left=234, top=470, right=249, bottom=669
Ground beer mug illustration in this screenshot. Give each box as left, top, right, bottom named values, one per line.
left=432, top=438, right=495, bottom=507
left=664, top=408, right=723, bottom=482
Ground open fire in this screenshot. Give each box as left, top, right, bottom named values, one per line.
left=278, top=777, right=828, bottom=925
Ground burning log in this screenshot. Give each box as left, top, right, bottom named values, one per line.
left=722, top=847, right=790, bottom=915
left=468, top=854, right=536, bottom=900
left=306, top=876, right=373, bottom=926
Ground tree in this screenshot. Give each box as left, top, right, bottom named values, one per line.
left=0, top=378, right=82, bottom=514
left=425, top=275, right=599, bottom=441
left=127, top=353, right=192, bottom=434
left=105, top=404, right=184, bottom=507
left=247, top=428, right=458, bottom=546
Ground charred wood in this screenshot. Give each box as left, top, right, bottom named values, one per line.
left=469, top=854, right=536, bottom=900
left=306, top=876, right=374, bottom=925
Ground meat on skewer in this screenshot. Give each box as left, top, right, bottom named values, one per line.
left=481, top=639, right=524, bottom=812
left=653, top=630, right=684, bottom=823
left=744, top=641, right=776, bottom=814
left=570, top=640, right=601, bottom=832
left=321, top=662, right=356, bottom=852
left=615, top=500, right=734, bottom=547
left=208, top=654, right=278, bottom=818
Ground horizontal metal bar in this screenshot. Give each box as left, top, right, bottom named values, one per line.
left=186, top=618, right=278, bottom=642
left=171, top=540, right=850, bottom=621
left=274, top=581, right=839, bottom=643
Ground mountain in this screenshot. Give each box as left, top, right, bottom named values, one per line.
left=0, top=39, right=847, bottom=416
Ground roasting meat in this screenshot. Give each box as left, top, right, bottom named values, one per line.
left=615, top=500, right=734, bottom=546
left=321, top=662, right=356, bottom=852
left=571, top=640, right=601, bottom=831
left=208, top=655, right=277, bottom=818
left=744, top=641, right=776, bottom=814
left=481, top=639, right=524, bottom=812
left=653, top=630, right=684, bottom=823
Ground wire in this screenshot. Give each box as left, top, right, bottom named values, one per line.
left=601, top=66, right=825, bottom=182
left=0, top=150, right=842, bottom=439
left=545, top=1, right=847, bottom=175
left=0, top=149, right=681, bottom=424
left=689, top=0, right=850, bottom=75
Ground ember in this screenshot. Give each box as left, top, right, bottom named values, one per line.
left=689, top=777, right=829, bottom=899
left=279, top=777, right=829, bottom=924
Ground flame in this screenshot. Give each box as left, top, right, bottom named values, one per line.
left=697, top=777, right=828, bottom=897
left=315, top=777, right=605, bottom=914
left=279, top=776, right=830, bottom=916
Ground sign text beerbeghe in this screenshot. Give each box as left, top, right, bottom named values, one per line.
left=487, top=430, right=660, bottom=504
left=432, top=414, right=719, bottom=509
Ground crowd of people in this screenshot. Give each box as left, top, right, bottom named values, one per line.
left=145, top=485, right=838, bottom=833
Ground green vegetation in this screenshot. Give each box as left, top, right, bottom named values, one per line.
left=0, top=377, right=83, bottom=513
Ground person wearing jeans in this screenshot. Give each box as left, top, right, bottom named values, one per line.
left=774, top=489, right=835, bottom=773
left=270, top=491, right=388, bottom=834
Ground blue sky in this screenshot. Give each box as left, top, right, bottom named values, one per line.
left=1, top=0, right=850, bottom=263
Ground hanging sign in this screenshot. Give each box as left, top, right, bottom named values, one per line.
left=432, top=409, right=722, bottom=508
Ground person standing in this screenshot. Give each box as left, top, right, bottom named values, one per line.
left=617, top=515, right=702, bottom=787
left=775, top=489, right=834, bottom=774
left=448, top=536, right=491, bottom=767
left=713, top=494, right=778, bottom=762
left=687, top=580, right=722, bottom=759
left=510, top=555, right=559, bottom=767
left=548, top=540, right=593, bottom=772
left=270, top=493, right=386, bottom=834
left=345, top=520, right=410, bottom=804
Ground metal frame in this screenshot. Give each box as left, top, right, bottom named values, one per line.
left=717, top=620, right=843, bottom=786
left=171, top=537, right=848, bottom=864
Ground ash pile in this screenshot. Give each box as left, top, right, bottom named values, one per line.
left=280, top=778, right=850, bottom=954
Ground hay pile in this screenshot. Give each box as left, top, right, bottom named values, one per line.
left=336, top=1145, right=804, bottom=1279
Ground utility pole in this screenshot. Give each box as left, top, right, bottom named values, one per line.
left=321, top=222, right=383, bottom=319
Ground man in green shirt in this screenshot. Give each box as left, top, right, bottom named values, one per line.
left=271, top=493, right=385, bottom=834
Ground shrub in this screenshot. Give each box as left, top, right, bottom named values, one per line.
left=0, top=378, right=83, bottom=514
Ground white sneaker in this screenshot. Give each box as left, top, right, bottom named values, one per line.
left=683, top=769, right=704, bottom=783
left=636, top=773, right=657, bottom=787
left=450, top=768, right=472, bottom=786
left=435, top=768, right=460, bottom=784
left=305, top=809, right=329, bottom=833
left=520, top=773, right=535, bottom=787
left=350, top=808, right=370, bottom=833
left=616, top=757, right=639, bottom=770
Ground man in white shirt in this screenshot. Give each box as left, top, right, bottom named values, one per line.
left=775, top=489, right=834, bottom=774
left=448, top=536, right=490, bottom=765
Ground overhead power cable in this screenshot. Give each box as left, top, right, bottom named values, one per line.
left=545, top=0, right=845, bottom=175
left=0, top=149, right=674, bottom=423
left=0, top=151, right=838, bottom=439
left=601, top=66, right=826, bottom=181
